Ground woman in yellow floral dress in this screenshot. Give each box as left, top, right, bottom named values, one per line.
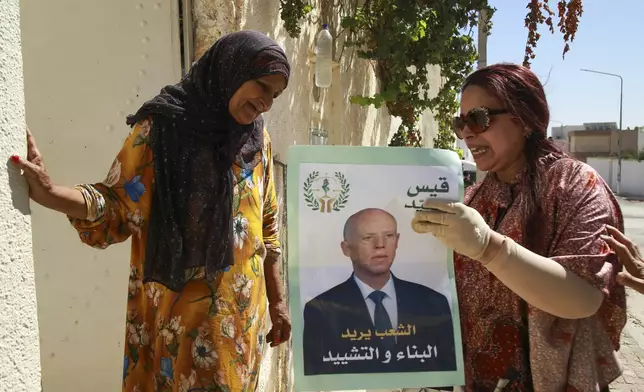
left=12, top=31, right=291, bottom=391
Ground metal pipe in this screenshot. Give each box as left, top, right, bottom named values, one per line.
left=181, top=0, right=195, bottom=74
left=477, top=8, right=488, bottom=70
left=580, top=68, right=624, bottom=195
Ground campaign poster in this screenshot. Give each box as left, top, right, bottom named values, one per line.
left=286, top=145, right=466, bottom=391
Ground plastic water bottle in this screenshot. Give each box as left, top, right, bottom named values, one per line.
left=315, top=24, right=333, bottom=88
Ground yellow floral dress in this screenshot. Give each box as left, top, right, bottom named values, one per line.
left=69, top=118, right=281, bottom=392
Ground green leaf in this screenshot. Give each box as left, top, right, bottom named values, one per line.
left=373, top=95, right=384, bottom=109
left=167, top=341, right=179, bottom=357
left=349, top=95, right=373, bottom=106
left=341, top=16, right=356, bottom=28
left=251, top=254, right=261, bottom=277
left=233, top=191, right=241, bottom=213
left=128, top=344, right=139, bottom=364
left=380, top=89, right=397, bottom=102
left=186, top=328, right=198, bottom=339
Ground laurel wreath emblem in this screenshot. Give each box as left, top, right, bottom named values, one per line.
left=302, top=171, right=351, bottom=212
left=303, top=171, right=320, bottom=210
left=332, top=172, right=350, bottom=211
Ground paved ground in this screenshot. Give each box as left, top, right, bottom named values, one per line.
left=610, top=199, right=644, bottom=392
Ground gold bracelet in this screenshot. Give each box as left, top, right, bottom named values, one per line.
left=74, top=184, right=106, bottom=222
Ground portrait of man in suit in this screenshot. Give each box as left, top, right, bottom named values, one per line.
left=302, top=208, right=457, bottom=376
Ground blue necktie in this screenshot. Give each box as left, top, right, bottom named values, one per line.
left=368, top=290, right=395, bottom=352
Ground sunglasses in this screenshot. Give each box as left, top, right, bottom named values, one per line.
left=453, top=107, right=508, bottom=139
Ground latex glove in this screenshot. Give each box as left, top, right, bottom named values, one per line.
left=411, top=199, right=492, bottom=261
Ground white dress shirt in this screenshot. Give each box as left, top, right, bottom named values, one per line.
left=353, top=274, right=398, bottom=330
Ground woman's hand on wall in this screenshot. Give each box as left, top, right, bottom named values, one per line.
left=10, top=127, right=87, bottom=219
left=11, top=127, right=54, bottom=204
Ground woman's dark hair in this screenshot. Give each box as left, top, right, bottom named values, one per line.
left=462, top=63, right=565, bottom=254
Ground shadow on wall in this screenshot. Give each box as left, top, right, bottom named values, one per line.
left=312, top=0, right=391, bottom=147
left=244, top=0, right=316, bottom=153
left=6, top=158, right=32, bottom=216
left=192, top=0, right=395, bottom=157
left=338, top=41, right=391, bottom=147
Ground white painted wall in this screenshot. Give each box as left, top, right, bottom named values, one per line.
left=20, top=0, right=181, bottom=390
left=0, top=0, right=42, bottom=390
left=587, top=157, right=644, bottom=197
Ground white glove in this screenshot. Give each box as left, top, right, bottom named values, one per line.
left=411, top=199, right=492, bottom=261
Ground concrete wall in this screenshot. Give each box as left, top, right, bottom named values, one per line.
left=587, top=157, right=644, bottom=197
left=0, top=0, right=42, bottom=390
left=569, top=130, right=640, bottom=155
left=611, top=130, right=639, bottom=155
left=570, top=133, right=612, bottom=154
left=551, top=124, right=584, bottom=141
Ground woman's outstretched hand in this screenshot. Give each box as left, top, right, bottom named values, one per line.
left=10, top=127, right=87, bottom=219
left=602, top=225, right=644, bottom=294
left=10, top=127, right=54, bottom=206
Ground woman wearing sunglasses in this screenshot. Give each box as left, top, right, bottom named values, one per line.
left=413, top=63, right=625, bottom=391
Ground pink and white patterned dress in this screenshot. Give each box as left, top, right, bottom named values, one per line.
left=455, top=155, right=626, bottom=391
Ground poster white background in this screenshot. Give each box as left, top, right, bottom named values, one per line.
left=297, top=163, right=460, bottom=313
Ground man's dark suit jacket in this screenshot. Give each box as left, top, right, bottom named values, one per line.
left=302, top=273, right=456, bottom=375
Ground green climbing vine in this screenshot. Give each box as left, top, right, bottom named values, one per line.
left=280, top=0, right=313, bottom=38
left=279, top=1, right=582, bottom=149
